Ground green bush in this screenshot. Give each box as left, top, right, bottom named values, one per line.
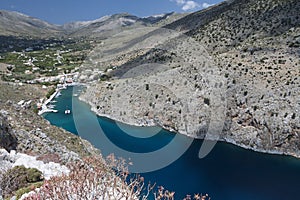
left=204, top=98, right=210, bottom=106
left=26, top=168, right=43, bottom=182
left=15, top=182, right=43, bottom=200
left=0, top=165, right=43, bottom=198
left=46, top=87, right=56, bottom=99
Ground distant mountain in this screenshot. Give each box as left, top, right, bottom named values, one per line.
left=142, top=12, right=178, bottom=23
left=64, top=13, right=143, bottom=38
left=64, top=12, right=183, bottom=38
left=0, top=10, right=62, bottom=38
left=0, top=10, right=184, bottom=38
left=62, top=15, right=113, bottom=31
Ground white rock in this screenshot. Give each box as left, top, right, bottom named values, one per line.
left=12, top=152, right=69, bottom=180
left=17, top=100, right=25, bottom=106
left=0, top=150, right=8, bottom=162
left=10, top=150, right=16, bottom=157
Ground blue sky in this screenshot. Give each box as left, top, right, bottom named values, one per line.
left=0, top=0, right=222, bottom=24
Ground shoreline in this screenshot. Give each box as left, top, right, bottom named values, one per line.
left=78, top=91, right=300, bottom=160
left=38, top=88, right=59, bottom=115
left=78, top=89, right=180, bottom=134
left=38, top=82, right=85, bottom=115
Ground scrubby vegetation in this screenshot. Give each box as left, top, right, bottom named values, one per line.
left=18, top=155, right=209, bottom=200
left=0, top=165, right=43, bottom=199
left=45, top=87, right=56, bottom=99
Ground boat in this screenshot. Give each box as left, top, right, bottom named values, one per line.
left=64, top=109, right=71, bottom=114
left=55, top=91, right=61, bottom=98
left=48, top=104, right=56, bottom=109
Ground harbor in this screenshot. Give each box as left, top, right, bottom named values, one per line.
left=37, top=73, right=82, bottom=115
left=37, top=89, right=59, bottom=115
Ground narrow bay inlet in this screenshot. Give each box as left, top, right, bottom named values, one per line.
left=0, top=0, right=299, bottom=199
left=43, top=86, right=300, bottom=200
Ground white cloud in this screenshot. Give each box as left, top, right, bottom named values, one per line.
left=172, top=0, right=186, bottom=5
left=202, top=2, right=214, bottom=9
left=171, top=0, right=200, bottom=11
left=182, top=1, right=200, bottom=11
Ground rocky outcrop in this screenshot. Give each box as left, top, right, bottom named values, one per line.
left=0, top=149, right=69, bottom=200
left=0, top=111, right=17, bottom=152
left=0, top=149, right=69, bottom=180
left=0, top=108, right=81, bottom=163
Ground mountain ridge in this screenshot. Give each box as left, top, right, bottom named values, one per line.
left=0, top=10, right=183, bottom=38
left=0, top=10, right=61, bottom=37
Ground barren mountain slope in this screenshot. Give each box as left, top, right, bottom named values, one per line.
left=0, top=10, right=62, bottom=38
left=81, top=0, right=300, bottom=157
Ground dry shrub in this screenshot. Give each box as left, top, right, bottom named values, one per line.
left=23, top=154, right=151, bottom=200
left=23, top=154, right=209, bottom=200
left=154, top=186, right=210, bottom=200
left=36, top=153, right=61, bottom=164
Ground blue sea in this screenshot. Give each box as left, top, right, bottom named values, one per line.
left=44, top=86, right=300, bottom=200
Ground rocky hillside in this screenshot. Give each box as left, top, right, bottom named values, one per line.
left=81, top=0, right=300, bottom=157
left=0, top=81, right=103, bottom=199
left=0, top=82, right=99, bottom=162
left=185, top=0, right=300, bottom=154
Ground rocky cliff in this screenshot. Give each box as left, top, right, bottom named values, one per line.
left=0, top=112, right=17, bottom=151
left=80, top=0, right=300, bottom=157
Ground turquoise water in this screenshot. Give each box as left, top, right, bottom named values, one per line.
left=44, top=87, right=300, bottom=200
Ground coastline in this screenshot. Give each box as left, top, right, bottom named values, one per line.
left=38, top=88, right=59, bottom=115
left=78, top=90, right=300, bottom=159
left=38, top=82, right=85, bottom=115
left=79, top=93, right=180, bottom=134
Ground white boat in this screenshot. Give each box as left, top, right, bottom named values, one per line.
left=55, top=91, right=61, bottom=98
left=64, top=109, right=71, bottom=114
left=57, top=84, right=67, bottom=90
left=48, top=104, right=56, bottom=109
